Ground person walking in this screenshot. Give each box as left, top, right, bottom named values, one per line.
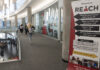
left=19, top=24, right=23, bottom=33
left=27, top=23, right=32, bottom=40
left=25, top=24, right=28, bottom=35
left=31, top=25, right=35, bottom=33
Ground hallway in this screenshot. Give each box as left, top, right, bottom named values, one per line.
left=0, top=33, right=67, bottom=70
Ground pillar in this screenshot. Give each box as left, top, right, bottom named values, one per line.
left=62, top=0, right=74, bottom=61
left=22, top=18, right=26, bottom=27
left=11, top=0, right=17, bottom=27
left=4, top=18, right=7, bottom=27
left=27, top=7, right=32, bottom=24
left=15, top=15, right=18, bottom=27
left=58, top=8, right=61, bottom=41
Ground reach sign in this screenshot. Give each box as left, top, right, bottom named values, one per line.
left=68, top=0, right=100, bottom=70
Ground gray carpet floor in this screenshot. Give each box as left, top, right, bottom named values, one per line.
left=0, top=33, right=67, bottom=70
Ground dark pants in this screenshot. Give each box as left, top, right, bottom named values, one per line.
left=20, top=29, right=23, bottom=33
left=29, top=33, right=32, bottom=40
left=0, top=47, right=5, bottom=57
left=25, top=29, right=28, bottom=35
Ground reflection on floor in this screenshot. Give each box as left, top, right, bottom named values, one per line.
left=0, top=33, right=67, bottom=70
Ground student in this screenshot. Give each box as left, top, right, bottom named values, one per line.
left=27, top=23, right=32, bottom=40
left=0, top=42, right=7, bottom=57
left=31, top=25, right=35, bottom=33
left=25, top=25, right=28, bottom=35
left=20, top=24, right=23, bottom=33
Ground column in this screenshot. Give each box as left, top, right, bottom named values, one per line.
left=3, top=3, right=7, bottom=28
left=14, top=0, right=17, bottom=27
left=22, top=18, right=26, bottom=27
left=62, top=0, right=74, bottom=61
left=15, top=15, right=18, bottom=27
left=4, top=18, right=7, bottom=27
left=27, top=7, right=32, bottom=24
left=10, top=17, right=14, bottom=27
left=58, top=8, right=61, bottom=41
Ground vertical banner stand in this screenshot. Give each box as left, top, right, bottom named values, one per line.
left=68, top=0, right=100, bottom=70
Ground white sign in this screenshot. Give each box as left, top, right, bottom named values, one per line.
left=71, top=0, right=100, bottom=69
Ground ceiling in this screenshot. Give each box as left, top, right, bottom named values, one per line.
left=29, top=0, right=45, bottom=7
left=11, top=0, right=57, bottom=19
left=1, top=0, right=58, bottom=19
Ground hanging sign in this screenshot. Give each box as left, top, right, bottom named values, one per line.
left=68, top=0, right=100, bottom=70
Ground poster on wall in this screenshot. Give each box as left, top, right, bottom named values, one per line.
left=68, top=0, right=100, bottom=70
